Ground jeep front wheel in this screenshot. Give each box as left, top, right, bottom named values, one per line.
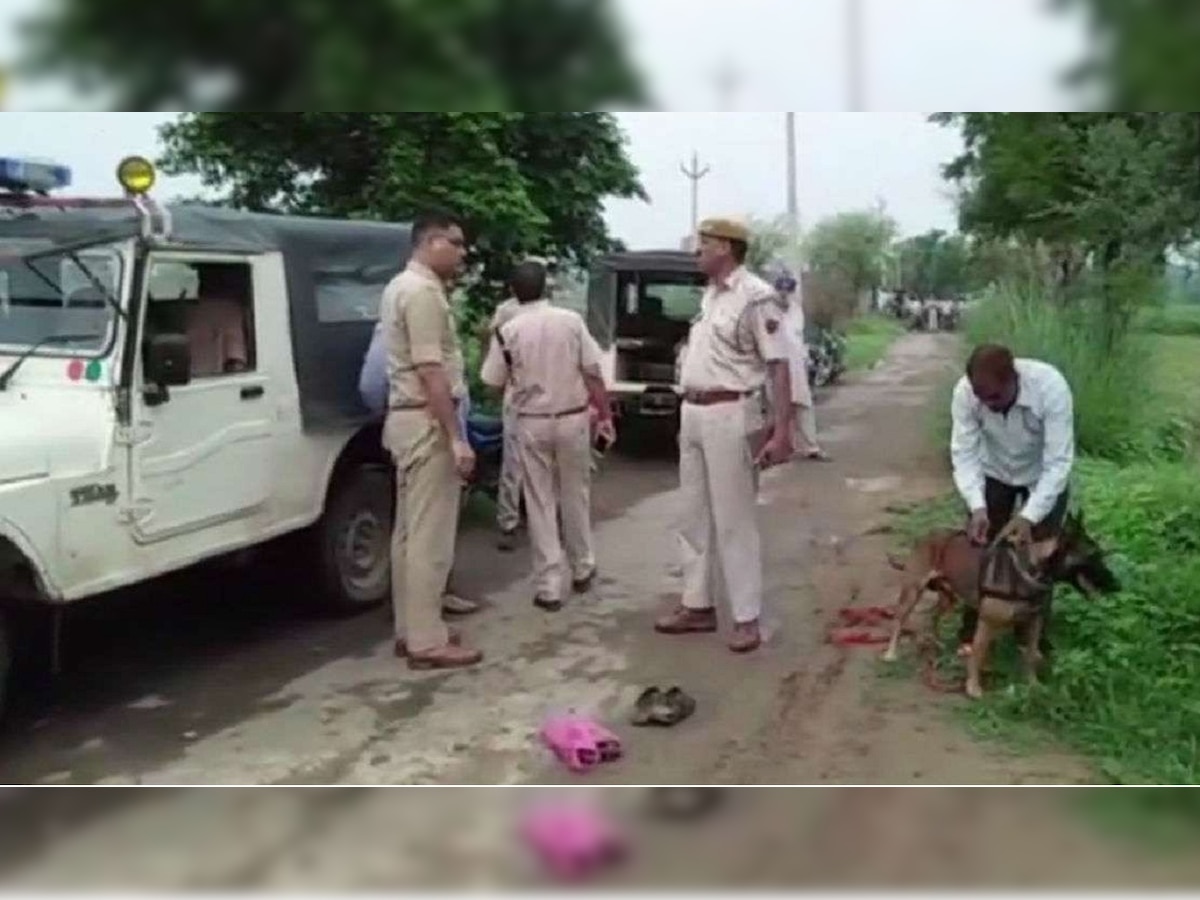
left=314, top=467, right=392, bottom=615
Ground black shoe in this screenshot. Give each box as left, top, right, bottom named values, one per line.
left=534, top=596, right=563, bottom=612
left=572, top=567, right=597, bottom=593
left=497, top=530, right=518, bottom=552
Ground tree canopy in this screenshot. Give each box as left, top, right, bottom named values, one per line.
left=933, top=112, right=1200, bottom=278
left=18, top=0, right=645, bottom=110
left=158, top=113, right=646, bottom=324
left=894, top=229, right=972, bottom=298
left=802, top=209, right=898, bottom=297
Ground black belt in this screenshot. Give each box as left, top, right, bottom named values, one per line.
left=517, top=405, right=588, bottom=419
left=388, top=393, right=463, bottom=408
left=683, top=389, right=751, bottom=406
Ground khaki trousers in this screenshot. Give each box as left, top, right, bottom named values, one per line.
left=517, top=410, right=595, bottom=602
left=794, top=403, right=819, bottom=450
left=384, top=410, right=459, bottom=653
left=496, top=397, right=523, bottom=533
left=677, top=397, right=765, bottom=624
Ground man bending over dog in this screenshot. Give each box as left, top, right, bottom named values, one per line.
left=950, top=343, right=1075, bottom=659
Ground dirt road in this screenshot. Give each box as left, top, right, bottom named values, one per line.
left=3, top=333, right=1199, bottom=887
left=1, top=331, right=1069, bottom=787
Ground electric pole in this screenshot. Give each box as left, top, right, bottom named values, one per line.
left=785, top=112, right=802, bottom=270
left=680, top=150, right=711, bottom=243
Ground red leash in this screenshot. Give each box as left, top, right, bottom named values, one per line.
left=828, top=605, right=963, bottom=694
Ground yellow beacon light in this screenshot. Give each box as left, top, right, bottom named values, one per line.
left=116, top=155, right=156, bottom=195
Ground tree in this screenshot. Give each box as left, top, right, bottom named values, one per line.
left=802, top=209, right=898, bottom=304
left=157, top=113, right=646, bottom=328
left=746, top=215, right=800, bottom=273
left=895, top=229, right=973, bottom=297
left=17, top=0, right=645, bottom=110
left=934, top=113, right=1200, bottom=289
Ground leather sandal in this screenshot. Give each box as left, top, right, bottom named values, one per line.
left=630, top=685, right=696, bottom=727
left=654, top=606, right=718, bottom=635
left=728, top=621, right=762, bottom=653
left=395, top=627, right=461, bottom=657
left=406, top=643, right=483, bottom=671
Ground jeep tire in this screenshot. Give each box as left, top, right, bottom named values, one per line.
left=313, top=466, right=393, bottom=615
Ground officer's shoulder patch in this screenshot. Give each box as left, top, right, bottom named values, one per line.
left=765, top=318, right=779, bottom=334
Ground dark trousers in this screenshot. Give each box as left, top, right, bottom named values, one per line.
left=958, top=478, right=1070, bottom=652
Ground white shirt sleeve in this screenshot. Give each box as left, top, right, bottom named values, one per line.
left=950, top=376, right=987, bottom=512
left=1021, top=370, right=1075, bottom=525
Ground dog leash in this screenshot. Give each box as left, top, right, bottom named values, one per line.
left=826, top=605, right=961, bottom=694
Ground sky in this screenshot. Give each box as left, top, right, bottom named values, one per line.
left=0, top=0, right=1090, bottom=248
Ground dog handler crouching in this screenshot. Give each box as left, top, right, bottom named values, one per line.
left=950, top=343, right=1075, bottom=658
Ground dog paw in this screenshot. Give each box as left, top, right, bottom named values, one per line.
left=964, top=681, right=984, bottom=700
left=881, top=648, right=898, bottom=663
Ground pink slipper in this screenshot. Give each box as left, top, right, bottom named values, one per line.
left=520, top=804, right=626, bottom=880
left=578, top=717, right=623, bottom=763
left=539, top=715, right=601, bottom=773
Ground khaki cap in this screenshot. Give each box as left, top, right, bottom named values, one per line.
left=698, top=217, right=750, bottom=243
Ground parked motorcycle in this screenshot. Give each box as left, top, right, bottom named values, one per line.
left=806, top=326, right=847, bottom=388
left=464, top=412, right=505, bottom=502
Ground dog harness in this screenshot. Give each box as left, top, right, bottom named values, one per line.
left=978, top=538, right=1053, bottom=605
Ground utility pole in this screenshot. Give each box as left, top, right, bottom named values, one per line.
left=785, top=112, right=801, bottom=270
left=680, top=150, right=711, bottom=243
left=846, top=0, right=865, bottom=111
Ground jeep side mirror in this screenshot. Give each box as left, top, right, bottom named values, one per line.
left=143, top=332, right=192, bottom=394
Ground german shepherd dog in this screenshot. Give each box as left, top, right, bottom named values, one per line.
left=881, top=512, right=1121, bottom=699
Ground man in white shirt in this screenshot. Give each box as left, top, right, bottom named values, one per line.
left=950, top=343, right=1075, bottom=656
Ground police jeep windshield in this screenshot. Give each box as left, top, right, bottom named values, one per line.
left=0, top=238, right=122, bottom=353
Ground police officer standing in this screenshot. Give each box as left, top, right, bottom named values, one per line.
left=381, top=210, right=482, bottom=670
left=655, top=218, right=793, bottom=653
left=481, top=261, right=616, bottom=611
left=486, top=292, right=526, bottom=551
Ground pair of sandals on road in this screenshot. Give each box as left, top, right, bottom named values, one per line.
left=630, top=685, right=696, bottom=727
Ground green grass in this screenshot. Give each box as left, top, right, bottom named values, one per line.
left=893, top=282, right=1200, bottom=789
left=892, top=461, right=1200, bottom=786
left=927, top=285, right=1195, bottom=463
left=843, top=314, right=905, bottom=372
left=1139, top=303, right=1200, bottom=337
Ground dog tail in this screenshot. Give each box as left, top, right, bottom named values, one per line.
left=886, top=552, right=907, bottom=571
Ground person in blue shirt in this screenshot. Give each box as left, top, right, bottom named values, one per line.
left=360, top=322, right=470, bottom=434
left=359, top=322, right=478, bottom=616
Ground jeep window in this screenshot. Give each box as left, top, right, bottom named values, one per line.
left=315, top=277, right=380, bottom=324
left=145, top=259, right=257, bottom=378
left=0, top=242, right=121, bottom=354
left=616, top=274, right=705, bottom=324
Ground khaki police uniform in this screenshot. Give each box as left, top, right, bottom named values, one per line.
left=490, top=296, right=526, bottom=536
left=481, top=300, right=599, bottom=604
left=380, top=260, right=467, bottom=654
left=674, top=224, right=789, bottom=626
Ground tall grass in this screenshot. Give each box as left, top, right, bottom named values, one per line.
left=937, top=282, right=1188, bottom=462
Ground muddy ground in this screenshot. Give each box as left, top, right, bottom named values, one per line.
left=1, top=333, right=1197, bottom=888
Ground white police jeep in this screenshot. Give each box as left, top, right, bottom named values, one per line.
left=0, top=157, right=408, bottom=717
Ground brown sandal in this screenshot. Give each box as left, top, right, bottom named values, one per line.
left=654, top=606, right=718, bottom=635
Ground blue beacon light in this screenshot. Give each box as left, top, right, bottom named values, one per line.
left=0, top=157, right=73, bottom=193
